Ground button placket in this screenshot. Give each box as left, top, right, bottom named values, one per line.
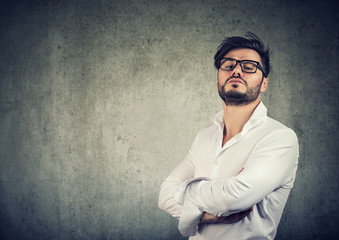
left=211, top=156, right=219, bottom=178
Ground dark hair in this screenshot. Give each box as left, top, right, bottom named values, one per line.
left=214, top=32, right=271, bottom=77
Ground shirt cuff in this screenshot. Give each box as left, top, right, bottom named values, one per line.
left=178, top=199, right=204, bottom=236
left=175, top=177, right=210, bottom=237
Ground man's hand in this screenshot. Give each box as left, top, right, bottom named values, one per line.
left=200, top=212, right=224, bottom=224
left=220, top=207, right=253, bottom=224
left=200, top=207, right=253, bottom=224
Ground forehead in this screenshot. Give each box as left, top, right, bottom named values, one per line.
left=224, top=48, right=261, bottom=62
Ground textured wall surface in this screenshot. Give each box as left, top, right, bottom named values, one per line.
left=0, top=0, right=338, bottom=239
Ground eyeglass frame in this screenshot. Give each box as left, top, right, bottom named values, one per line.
left=219, top=58, right=267, bottom=77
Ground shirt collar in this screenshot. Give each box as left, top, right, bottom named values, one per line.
left=213, top=102, right=268, bottom=131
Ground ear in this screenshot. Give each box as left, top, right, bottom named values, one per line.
left=260, top=77, right=269, bottom=93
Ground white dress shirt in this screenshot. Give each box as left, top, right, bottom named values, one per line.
left=158, top=102, right=299, bottom=240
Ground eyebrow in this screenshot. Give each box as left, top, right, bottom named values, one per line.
left=222, top=58, right=260, bottom=62
left=221, top=58, right=262, bottom=65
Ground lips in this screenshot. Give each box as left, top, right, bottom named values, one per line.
left=228, top=79, right=244, bottom=84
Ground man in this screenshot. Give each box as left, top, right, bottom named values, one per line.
left=158, top=32, right=299, bottom=239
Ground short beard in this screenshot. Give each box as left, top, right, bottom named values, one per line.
left=218, top=78, right=263, bottom=106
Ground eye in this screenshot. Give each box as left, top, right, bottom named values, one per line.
left=221, top=60, right=236, bottom=70
left=225, top=64, right=234, bottom=70
left=242, top=62, right=257, bottom=71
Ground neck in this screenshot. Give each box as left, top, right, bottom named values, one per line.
left=222, top=98, right=260, bottom=145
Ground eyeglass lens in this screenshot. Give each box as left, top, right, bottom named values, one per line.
left=221, top=59, right=258, bottom=73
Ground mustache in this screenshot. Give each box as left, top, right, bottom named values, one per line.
left=225, top=76, right=248, bottom=86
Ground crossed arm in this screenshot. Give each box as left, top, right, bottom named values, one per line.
left=199, top=167, right=252, bottom=224
left=159, top=129, right=298, bottom=235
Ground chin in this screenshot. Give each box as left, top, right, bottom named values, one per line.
left=226, top=84, right=246, bottom=91
left=226, top=89, right=245, bottom=95
left=231, top=84, right=241, bottom=88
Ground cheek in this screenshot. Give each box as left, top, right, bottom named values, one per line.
left=246, top=74, right=263, bottom=85
left=217, top=70, right=228, bottom=82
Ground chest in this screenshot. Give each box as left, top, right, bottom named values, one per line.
left=193, top=135, right=257, bottom=179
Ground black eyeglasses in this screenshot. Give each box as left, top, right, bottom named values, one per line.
left=220, top=58, right=266, bottom=77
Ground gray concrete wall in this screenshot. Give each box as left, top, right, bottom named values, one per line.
left=0, top=0, right=338, bottom=239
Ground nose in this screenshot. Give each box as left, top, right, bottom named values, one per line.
left=232, top=63, right=242, bottom=76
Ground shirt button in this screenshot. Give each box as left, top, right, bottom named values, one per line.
left=215, top=160, right=219, bottom=166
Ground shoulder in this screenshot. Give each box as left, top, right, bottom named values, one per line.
left=260, top=117, right=298, bottom=146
